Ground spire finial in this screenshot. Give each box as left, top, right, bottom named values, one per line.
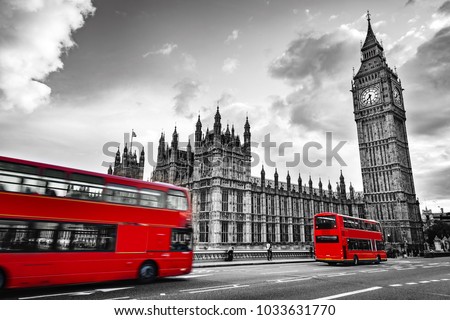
left=366, top=10, right=371, bottom=22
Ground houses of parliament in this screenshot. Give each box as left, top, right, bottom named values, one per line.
left=109, top=14, right=424, bottom=252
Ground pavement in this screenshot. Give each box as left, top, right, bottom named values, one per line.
left=193, top=258, right=316, bottom=268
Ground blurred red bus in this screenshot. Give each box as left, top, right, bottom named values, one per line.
left=0, top=156, right=193, bottom=289
left=314, top=212, right=387, bottom=265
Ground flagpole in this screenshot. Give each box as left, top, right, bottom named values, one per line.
left=131, top=129, right=134, bottom=154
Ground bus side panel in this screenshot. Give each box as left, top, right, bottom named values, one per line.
left=2, top=253, right=57, bottom=288
left=145, top=227, right=172, bottom=276
left=51, top=252, right=137, bottom=285
left=116, top=225, right=148, bottom=253
left=315, top=242, right=343, bottom=261
left=2, top=252, right=136, bottom=288
left=314, top=229, right=343, bottom=262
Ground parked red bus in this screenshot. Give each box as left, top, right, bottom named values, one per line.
left=314, top=212, right=387, bottom=265
left=0, top=156, right=193, bottom=289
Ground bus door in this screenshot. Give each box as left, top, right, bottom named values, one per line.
left=168, top=228, right=193, bottom=272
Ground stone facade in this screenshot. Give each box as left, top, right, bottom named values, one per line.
left=152, top=107, right=365, bottom=249
left=107, top=144, right=145, bottom=180
left=351, top=13, right=424, bottom=251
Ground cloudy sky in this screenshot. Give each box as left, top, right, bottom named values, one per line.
left=1, top=0, right=449, bottom=212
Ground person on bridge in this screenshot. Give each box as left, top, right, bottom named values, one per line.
left=226, top=246, right=234, bottom=261
left=266, top=242, right=273, bottom=261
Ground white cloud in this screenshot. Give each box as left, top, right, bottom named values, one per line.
left=225, top=29, right=239, bottom=44
left=430, top=12, right=450, bottom=30
left=173, top=78, right=202, bottom=118
left=222, top=58, right=239, bottom=74
left=143, top=43, right=178, bottom=57
left=181, top=53, right=197, bottom=72
left=0, top=0, right=95, bottom=112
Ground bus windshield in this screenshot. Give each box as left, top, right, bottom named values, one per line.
left=315, top=215, right=337, bottom=229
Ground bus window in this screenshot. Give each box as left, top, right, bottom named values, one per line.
left=66, top=173, right=105, bottom=201
left=60, top=222, right=117, bottom=251
left=70, top=173, right=104, bottom=186
left=140, top=189, right=165, bottom=208
left=171, top=228, right=192, bottom=251
left=315, top=235, right=339, bottom=243
left=343, top=217, right=359, bottom=229
left=42, top=169, right=68, bottom=197
left=0, top=219, right=117, bottom=252
left=104, top=184, right=138, bottom=205
left=0, top=174, right=21, bottom=193
left=0, top=161, right=38, bottom=175
left=21, top=177, right=45, bottom=195
left=375, top=241, right=385, bottom=251
left=167, top=190, right=188, bottom=211
left=0, top=161, right=41, bottom=193
left=347, top=238, right=371, bottom=251
left=315, top=215, right=336, bottom=229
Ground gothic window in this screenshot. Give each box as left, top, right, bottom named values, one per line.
left=221, top=221, right=229, bottom=243
left=199, top=221, right=209, bottom=243
left=252, top=222, right=262, bottom=243
left=293, top=219, right=301, bottom=242
left=222, top=189, right=229, bottom=212
left=270, top=196, right=275, bottom=215
left=280, top=222, right=289, bottom=243
left=256, top=194, right=261, bottom=214
left=236, top=222, right=244, bottom=243
left=266, top=223, right=275, bottom=243
left=304, top=225, right=312, bottom=243
left=200, top=190, right=207, bottom=211
left=237, top=191, right=243, bottom=213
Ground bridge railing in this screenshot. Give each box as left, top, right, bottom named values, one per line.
left=193, top=250, right=312, bottom=261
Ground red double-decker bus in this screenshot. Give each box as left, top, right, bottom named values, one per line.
left=314, top=212, right=387, bottom=265
left=0, top=156, right=193, bottom=289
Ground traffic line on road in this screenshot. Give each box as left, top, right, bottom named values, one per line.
left=361, top=269, right=388, bottom=273
left=175, top=274, right=213, bottom=279
left=393, top=267, right=416, bottom=271
left=314, top=286, right=383, bottom=300
left=262, top=269, right=303, bottom=275
left=180, top=284, right=249, bottom=294
left=270, top=277, right=313, bottom=283
left=325, top=272, right=356, bottom=278
left=19, top=286, right=134, bottom=300
left=389, top=278, right=450, bottom=287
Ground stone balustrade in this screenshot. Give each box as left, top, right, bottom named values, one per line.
left=194, top=250, right=312, bottom=261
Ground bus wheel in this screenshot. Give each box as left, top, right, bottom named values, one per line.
left=375, top=255, right=381, bottom=264
left=138, top=261, right=157, bottom=284
left=353, top=255, right=359, bottom=266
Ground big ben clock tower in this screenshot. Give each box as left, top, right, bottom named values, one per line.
left=352, top=12, right=424, bottom=252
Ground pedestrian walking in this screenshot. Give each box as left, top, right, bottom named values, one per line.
left=266, top=242, right=273, bottom=261
left=226, top=246, right=234, bottom=261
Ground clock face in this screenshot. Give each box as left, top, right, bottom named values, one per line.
left=393, top=87, right=401, bottom=105
left=360, top=85, right=381, bottom=107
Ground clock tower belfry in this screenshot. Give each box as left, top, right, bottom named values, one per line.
left=351, top=12, right=424, bottom=252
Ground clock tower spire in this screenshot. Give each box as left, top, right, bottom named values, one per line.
left=351, top=12, right=423, bottom=253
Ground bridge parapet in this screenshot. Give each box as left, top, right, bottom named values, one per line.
left=194, top=250, right=311, bottom=261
